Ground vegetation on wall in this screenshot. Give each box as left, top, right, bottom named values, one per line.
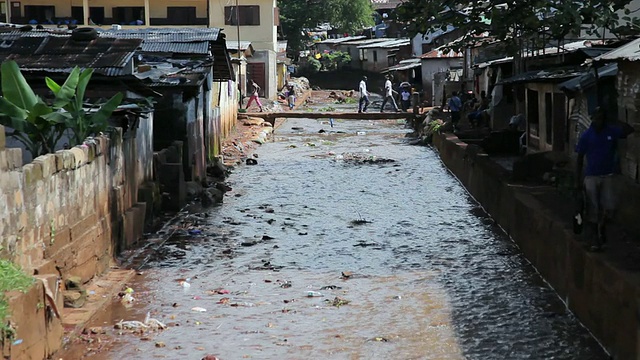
left=0, top=60, right=123, bottom=158
left=0, top=259, right=33, bottom=334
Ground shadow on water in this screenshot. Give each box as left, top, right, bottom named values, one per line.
left=58, top=99, right=607, bottom=359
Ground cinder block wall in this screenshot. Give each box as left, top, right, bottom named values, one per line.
left=0, top=125, right=117, bottom=281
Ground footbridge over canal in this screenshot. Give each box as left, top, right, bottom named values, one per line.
left=244, top=110, right=414, bottom=127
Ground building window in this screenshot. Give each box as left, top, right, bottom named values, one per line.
left=224, top=6, right=260, bottom=26
left=71, top=6, right=105, bottom=25
left=360, top=49, right=368, bottom=61
left=24, top=5, right=55, bottom=24
left=113, top=6, right=144, bottom=25
left=166, top=6, right=196, bottom=25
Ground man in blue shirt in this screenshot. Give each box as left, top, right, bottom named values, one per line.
left=575, top=107, right=634, bottom=251
left=447, top=91, right=463, bottom=130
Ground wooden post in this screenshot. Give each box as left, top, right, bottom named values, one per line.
left=143, top=0, right=150, bottom=26
left=411, top=92, right=420, bottom=129
left=82, top=0, right=89, bottom=26
left=4, top=0, right=10, bottom=23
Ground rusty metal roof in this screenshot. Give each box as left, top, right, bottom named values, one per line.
left=0, top=33, right=140, bottom=73
left=141, top=41, right=209, bottom=55
left=98, top=28, right=220, bottom=43
left=594, top=37, right=640, bottom=61
left=371, top=0, right=404, bottom=10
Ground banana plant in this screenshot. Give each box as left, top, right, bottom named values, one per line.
left=0, top=61, right=68, bottom=157
left=46, top=67, right=123, bottom=146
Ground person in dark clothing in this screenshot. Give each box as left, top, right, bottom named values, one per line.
left=575, top=107, right=634, bottom=251
left=447, top=91, right=462, bottom=130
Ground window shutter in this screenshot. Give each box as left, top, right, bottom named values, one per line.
left=251, top=6, right=260, bottom=25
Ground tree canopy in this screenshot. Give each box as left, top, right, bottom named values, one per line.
left=396, top=0, right=639, bottom=54
left=279, top=0, right=375, bottom=55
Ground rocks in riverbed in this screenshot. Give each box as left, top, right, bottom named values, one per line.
left=336, top=153, right=396, bottom=165
left=201, top=187, right=224, bottom=206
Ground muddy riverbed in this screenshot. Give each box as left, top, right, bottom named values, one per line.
left=58, top=92, right=607, bottom=360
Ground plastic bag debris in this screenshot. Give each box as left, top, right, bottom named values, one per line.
left=144, top=312, right=167, bottom=330
left=191, top=307, right=207, bottom=312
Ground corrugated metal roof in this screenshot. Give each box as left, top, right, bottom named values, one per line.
left=98, top=28, right=220, bottom=42
left=338, top=38, right=388, bottom=46
left=420, top=49, right=463, bottom=59
left=316, top=36, right=367, bottom=45
left=358, top=38, right=410, bottom=49
left=226, top=40, right=253, bottom=51
left=141, top=41, right=209, bottom=54
left=0, top=35, right=140, bottom=71
left=499, top=67, right=584, bottom=85
left=381, top=60, right=421, bottom=73
left=521, top=40, right=605, bottom=58
left=371, top=0, right=404, bottom=10
left=559, top=63, right=618, bottom=93
left=21, top=66, right=128, bottom=76
left=474, top=56, right=514, bottom=69
left=594, top=37, right=640, bottom=61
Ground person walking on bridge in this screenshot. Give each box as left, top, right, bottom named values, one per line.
left=576, top=107, right=634, bottom=251
left=380, top=75, right=399, bottom=112
left=358, top=76, right=370, bottom=113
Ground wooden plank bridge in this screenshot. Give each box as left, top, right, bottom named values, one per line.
left=243, top=111, right=415, bottom=127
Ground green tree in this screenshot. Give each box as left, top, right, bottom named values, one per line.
left=0, top=61, right=68, bottom=157
left=320, top=51, right=352, bottom=70
left=396, top=0, right=638, bottom=59
left=0, top=61, right=123, bottom=158
left=46, top=68, right=123, bottom=146
left=279, top=0, right=375, bottom=55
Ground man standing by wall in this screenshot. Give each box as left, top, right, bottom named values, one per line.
left=358, top=76, right=370, bottom=113
left=576, top=107, right=634, bottom=251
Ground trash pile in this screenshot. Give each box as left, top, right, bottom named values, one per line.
left=335, top=152, right=396, bottom=165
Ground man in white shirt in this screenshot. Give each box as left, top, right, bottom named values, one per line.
left=380, top=75, right=399, bottom=112
left=358, top=76, right=370, bottom=113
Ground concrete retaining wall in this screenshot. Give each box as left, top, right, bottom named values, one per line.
left=433, top=132, right=640, bottom=359
left=0, top=122, right=151, bottom=359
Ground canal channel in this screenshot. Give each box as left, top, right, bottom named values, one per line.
left=64, top=98, right=607, bottom=359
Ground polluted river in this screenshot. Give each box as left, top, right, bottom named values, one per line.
left=60, top=93, right=607, bottom=359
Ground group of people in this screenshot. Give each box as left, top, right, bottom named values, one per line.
left=445, top=90, right=492, bottom=131
left=357, top=75, right=414, bottom=113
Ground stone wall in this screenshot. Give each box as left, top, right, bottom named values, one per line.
left=433, top=132, right=640, bottom=359
left=0, top=120, right=152, bottom=358
left=0, top=132, right=113, bottom=278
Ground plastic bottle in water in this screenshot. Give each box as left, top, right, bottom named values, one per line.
left=307, top=291, right=323, bottom=297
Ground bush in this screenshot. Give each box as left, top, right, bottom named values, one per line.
left=298, top=56, right=322, bottom=75
left=320, top=51, right=351, bottom=71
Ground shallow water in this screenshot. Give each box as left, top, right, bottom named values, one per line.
left=60, top=104, right=607, bottom=360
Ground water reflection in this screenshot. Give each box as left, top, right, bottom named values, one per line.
left=62, top=115, right=606, bottom=360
